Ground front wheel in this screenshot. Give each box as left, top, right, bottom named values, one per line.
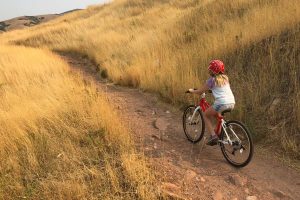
left=183, top=105, right=205, bottom=143
left=220, top=120, right=254, bottom=167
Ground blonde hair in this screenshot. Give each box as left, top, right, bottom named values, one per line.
left=215, top=74, right=229, bottom=87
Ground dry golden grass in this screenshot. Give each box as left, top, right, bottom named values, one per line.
left=0, top=0, right=299, bottom=158
left=0, top=46, right=157, bottom=199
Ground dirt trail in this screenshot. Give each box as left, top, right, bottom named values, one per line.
left=60, top=52, right=300, bottom=200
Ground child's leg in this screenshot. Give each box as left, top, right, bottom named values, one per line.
left=203, top=106, right=218, bottom=136
left=204, top=107, right=219, bottom=145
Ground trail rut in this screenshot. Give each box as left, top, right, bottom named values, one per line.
left=60, top=52, right=300, bottom=200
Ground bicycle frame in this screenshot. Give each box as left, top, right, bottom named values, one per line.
left=184, top=91, right=253, bottom=167
left=190, top=93, right=240, bottom=145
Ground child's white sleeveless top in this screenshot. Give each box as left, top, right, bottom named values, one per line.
left=206, top=77, right=235, bottom=105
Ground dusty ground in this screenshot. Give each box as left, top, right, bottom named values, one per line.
left=60, top=52, right=300, bottom=200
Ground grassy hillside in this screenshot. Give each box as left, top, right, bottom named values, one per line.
left=0, top=46, right=157, bottom=199
left=1, top=0, right=299, bottom=158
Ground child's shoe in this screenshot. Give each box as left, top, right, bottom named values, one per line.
left=206, top=135, right=219, bottom=146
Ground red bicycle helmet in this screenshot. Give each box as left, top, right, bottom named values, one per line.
left=208, top=60, right=225, bottom=75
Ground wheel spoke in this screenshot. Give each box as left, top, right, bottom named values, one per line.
left=223, top=145, right=233, bottom=154
left=241, top=145, right=246, bottom=151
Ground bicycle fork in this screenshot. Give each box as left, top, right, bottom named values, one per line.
left=189, top=106, right=201, bottom=123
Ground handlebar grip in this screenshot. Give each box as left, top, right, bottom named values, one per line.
left=185, top=88, right=198, bottom=94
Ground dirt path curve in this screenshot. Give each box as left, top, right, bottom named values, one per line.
left=60, top=52, right=300, bottom=200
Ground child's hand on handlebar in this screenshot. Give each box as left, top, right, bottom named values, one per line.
left=189, top=88, right=195, bottom=93
left=186, top=88, right=196, bottom=93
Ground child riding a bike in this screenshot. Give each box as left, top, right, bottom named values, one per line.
left=188, top=60, right=235, bottom=146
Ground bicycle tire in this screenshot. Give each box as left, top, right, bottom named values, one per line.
left=220, top=120, right=254, bottom=167
left=182, top=105, right=205, bottom=143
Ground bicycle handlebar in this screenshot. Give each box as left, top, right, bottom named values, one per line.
left=185, top=89, right=212, bottom=94
left=185, top=88, right=197, bottom=93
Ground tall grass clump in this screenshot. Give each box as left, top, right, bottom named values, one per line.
left=0, top=46, right=157, bottom=199
left=1, top=0, right=299, bottom=157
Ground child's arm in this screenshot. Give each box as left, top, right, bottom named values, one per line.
left=189, top=84, right=209, bottom=95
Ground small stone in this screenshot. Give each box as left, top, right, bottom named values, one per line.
left=200, top=177, right=206, bottom=182
left=213, top=191, right=223, bottom=200
left=154, top=118, right=169, bottom=131
left=161, top=182, right=180, bottom=193
left=151, top=134, right=160, bottom=140
left=166, top=110, right=170, bottom=114
left=152, top=111, right=156, bottom=115
left=161, top=182, right=181, bottom=191
left=244, top=188, right=250, bottom=194
left=271, top=189, right=288, bottom=198
left=161, top=182, right=185, bottom=200
left=154, top=143, right=157, bottom=149
left=228, top=174, right=247, bottom=186
left=246, top=196, right=257, bottom=200
left=162, top=191, right=185, bottom=200
left=184, top=170, right=197, bottom=182
left=151, top=133, right=167, bottom=141
left=57, top=153, right=64, bottom=158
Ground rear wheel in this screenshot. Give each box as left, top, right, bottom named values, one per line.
left=220, top=120, right=253, bottom=167
left=183, top=105, right=205, bottom=143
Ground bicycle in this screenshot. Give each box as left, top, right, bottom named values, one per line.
left=183, top=90, right=254, bottom=167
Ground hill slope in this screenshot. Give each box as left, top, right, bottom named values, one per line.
left=0, top=15, right=59, bottom=32
left=0, top=8, right=82, bottom=32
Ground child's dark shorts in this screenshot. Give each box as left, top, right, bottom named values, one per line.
left=213, top=103, right=235, bottom=113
